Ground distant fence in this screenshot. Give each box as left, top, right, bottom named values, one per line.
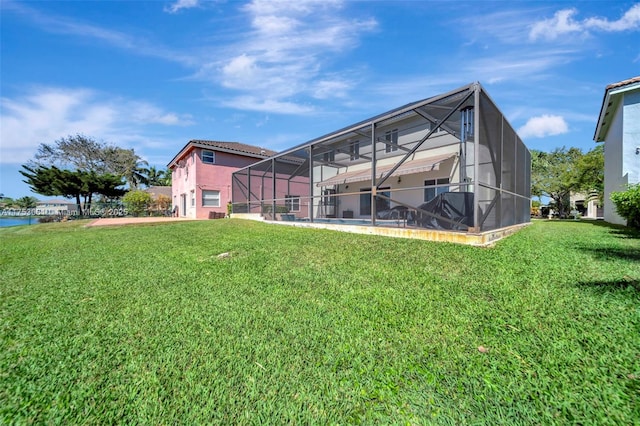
left=0, top=203, right=172, bottom=219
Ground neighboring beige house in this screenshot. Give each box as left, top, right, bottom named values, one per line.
left=594, top=76, right=640, bottom=225
left=35, top=199, right=75, bottom=215
left=569, top=192, right=602, bottom=219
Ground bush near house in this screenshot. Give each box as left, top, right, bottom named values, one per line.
left=611, top=183, right=640, bottom=229
left=152, top=194, right=171, bottom=215
left=122, top=190, right=152, bottom=216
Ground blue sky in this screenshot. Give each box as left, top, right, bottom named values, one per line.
left=1, top=0, right=639, bottom=199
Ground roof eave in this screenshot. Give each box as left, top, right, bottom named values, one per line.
left=593, top=90, right=611, bottom=143
left=594, top=78, right=640, bottom=142
left=167, top=141, right=271, bottom=168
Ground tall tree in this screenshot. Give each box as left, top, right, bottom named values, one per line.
left=104, top=148, right=149, bottom=189
left=20, top=165, right=125, bottom=215
left=160, top=168, right=172, bottom=186
left=530, top=147, right=583, bottom=218
left=574, top=145, right=604, bottom=204
left=29, top=134, right=148, bottom=189
left=0, top=196, right=15, bottom=209
left=145, top=166, right=167, bottom=187
left=33, top=134, right=111, bottom=173
left=15, top=196, right=38, bottom=209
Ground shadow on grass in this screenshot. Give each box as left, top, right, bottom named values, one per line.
left=578, top=219, right=640, bottom=239
left=576, top=246, right=640, bottom=262
left=559, top=220, right=640, bottom=267
left=575, top=279, right=640, bottom=296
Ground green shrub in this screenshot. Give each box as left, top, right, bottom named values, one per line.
left=610, top=183, right=640, bottom=229
left=38, top=216, right=57, bottom=223
left=122, top=190, right=152, bottom=216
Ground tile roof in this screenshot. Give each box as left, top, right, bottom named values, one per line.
left=189, top=140, right=278, bottom=157
left=594, top=75, right=640, bottom=142
left=605, top=76, right=640, bottom=90
left=168, top=140, right=277, bottom=168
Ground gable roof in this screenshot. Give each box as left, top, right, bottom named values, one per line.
left=594, top=76, right=640, bottom=142
left=167, top=140, right=277, bottom=168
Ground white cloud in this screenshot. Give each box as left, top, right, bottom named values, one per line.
left=198, top=0, right=377, bottom=114
left=529, top=9, right=583, bottom=41
left=311, top=79, right=351, bottom=99
left=164, top=0, right=200, bottom=14
left=585, top=4, right=640, bottom=32
left=221, top=54, right=259, bottom=89
left=456, top=9, right=541, bottom=45
left=220, top=96, right=315, bottom=115
left=465, top=48, right=577, bottom=84
left=517, top=115, right=569, bottom=139
left=6, top=0, right=375, bottom=115
left=126, top=101, right=195, bottom=126
left=0, top=87, right=194, bottom=164
left=530, top=4, right=640, bottom=41
left=6, top=1, right=195, bottom=65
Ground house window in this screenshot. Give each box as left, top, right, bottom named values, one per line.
left=323, top=150, right=334, bottom=163
left=385, top=129, right=398, bottom=153
left=359, top=187, right=390, bottom=216
left=461, top=106, right=474, bottom=141
left=360, top=189, right=371, bottom=216
left=349, top=141, right=360, bottom=161
left=202, top=150, right=215, bottom=164
left=285, top=195, right=300, bottom=212
left=191, top=190, right=195, bottom=207
left=424, top=178, right=450, bottom=202
left=202, top=190, right=220, bottom=207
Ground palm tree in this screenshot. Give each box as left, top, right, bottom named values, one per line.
left=15, top=196, right=38, bottom=209
left=161, top=168, right=172, bottom=186
left=107, top=149, right=149, bottom=189
left=146, top=166, right=167, bottom=187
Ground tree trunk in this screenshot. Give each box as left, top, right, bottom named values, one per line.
left=76, top=194, right=83, bottom=216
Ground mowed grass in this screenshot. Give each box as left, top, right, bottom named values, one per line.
left=1, top=219, right=639, bottom=424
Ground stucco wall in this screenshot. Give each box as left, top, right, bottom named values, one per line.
left=603, top=89, right=640, bottom=225
left=622, top=91, right=640, bottom=185
left=172, top=147, right=265, bottom=219
left=603, top=102, right=625, bottom=224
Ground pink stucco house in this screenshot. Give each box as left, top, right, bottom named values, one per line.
left=167, top=140, right=276, bottom=219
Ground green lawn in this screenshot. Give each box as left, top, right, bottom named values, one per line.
left=1, top=219, right=638, bottom=424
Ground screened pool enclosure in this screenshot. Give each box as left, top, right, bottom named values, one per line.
left=231, top=82, right=530, bottom=234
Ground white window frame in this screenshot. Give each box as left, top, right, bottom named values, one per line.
left=424, top=178, right=450, bottom=202
left=350, top=141, right=360, bottom=161
left=285, top=195, right=300, bottom=212
left=202, top=150, right=215, bottom=164
left=202, top=190, right=220, bottom=207
left=385, top=129, right=398, bottom=153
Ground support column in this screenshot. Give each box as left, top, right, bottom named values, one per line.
left=247, top=167, right=251, bottom=213
left=473, top=83, right=481, bottom=232
left=371, top=122, right=377, bottom=226
left=272, top=158, right=276, bottom=220
left=308, top=146, right=314, bottom=223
